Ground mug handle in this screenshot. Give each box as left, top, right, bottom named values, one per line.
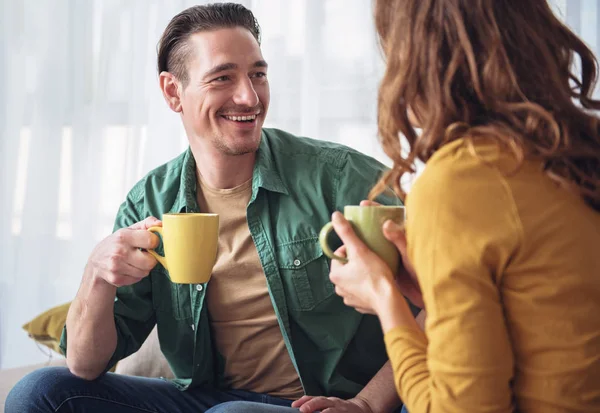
left=147, top=226, right=168, bottom=270
left=319, top=222, right=349, bottom=263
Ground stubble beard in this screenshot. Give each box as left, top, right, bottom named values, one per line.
left=211, top=133, right=261, bottom=156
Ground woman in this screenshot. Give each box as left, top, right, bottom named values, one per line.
left=329, top=0, right=600, bottom=412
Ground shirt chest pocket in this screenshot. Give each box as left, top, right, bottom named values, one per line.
left=275, top=238, right=335, bottom=311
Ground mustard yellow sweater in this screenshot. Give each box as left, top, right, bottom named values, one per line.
left=385, top=138, right=600, bottom=412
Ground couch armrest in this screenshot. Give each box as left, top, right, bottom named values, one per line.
left=114, top=325, right=174, bottom=379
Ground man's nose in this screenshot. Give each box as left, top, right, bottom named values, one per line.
left=232, top=77, right=259, bottom=107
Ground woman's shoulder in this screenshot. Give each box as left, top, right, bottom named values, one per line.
left=411, top=137, right=519, bottom=201
left=427, top=137, right=521, bottom=174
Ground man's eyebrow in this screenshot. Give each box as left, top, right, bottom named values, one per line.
left=253, top=60, right=268, bottom=69
left=204, top=63, right=238, bottom=78
left=203, top=60, right=268, bottom=78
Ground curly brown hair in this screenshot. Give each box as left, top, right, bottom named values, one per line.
left=370, top=0, right=600, bottom=211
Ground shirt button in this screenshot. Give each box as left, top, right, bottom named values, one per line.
left=293, top=259, right=301, bottom=266
left=196, top=284, right=203, bottom=291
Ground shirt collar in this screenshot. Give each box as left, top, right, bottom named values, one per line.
left=170, top=148, right=199, bottom=213
left=170, top=130, right=289, bottom=213
left=252, top=130, right=289, bottom=196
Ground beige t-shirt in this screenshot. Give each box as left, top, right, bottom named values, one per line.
left=197, top=176, right=304, bottom=399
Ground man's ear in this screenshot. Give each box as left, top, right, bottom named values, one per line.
left=159, top=71, right=183, bottom=113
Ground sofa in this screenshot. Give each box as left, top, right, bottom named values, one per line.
left=0, top=325, right=173, bottom=411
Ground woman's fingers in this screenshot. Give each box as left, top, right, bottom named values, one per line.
left=331, top=212, right=369, bottom=255
left=382, top=219, right=407, bottom=256
left=359, top=200, right=381, bottom=207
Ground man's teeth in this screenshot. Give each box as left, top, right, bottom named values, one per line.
left=224, top=114, right=257, bottom=121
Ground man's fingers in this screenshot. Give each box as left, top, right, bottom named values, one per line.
left=102, top=263, right=146, bottom=287
left=128, top=249, right=159, bottom=272
left=100, top=249, right=153, bottom=287
left=299, top=396, right=336, bottom=413
left=291, top=395, right=314, bottom=408
left=119, top=261, right=149, bottom=280
left=116, top=228, right=160, bottom=250
left=331, top=212, right=368, bottom=254
left=129, top=216, right=162, bottom=231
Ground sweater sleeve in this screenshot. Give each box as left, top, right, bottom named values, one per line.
left=385, top=142, right=522, bottom=412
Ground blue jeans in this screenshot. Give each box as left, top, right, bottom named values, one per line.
left=5, top=367, right=300, bottom=413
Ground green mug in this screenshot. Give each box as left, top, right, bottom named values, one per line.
left=319, top=205, right=405, bottom=271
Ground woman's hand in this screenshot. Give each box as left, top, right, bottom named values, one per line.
left=328, top=211, right=398, bottom=315
left=382, top=219, right=424, bottom=309
left=360, top=200, right=424, bottom=309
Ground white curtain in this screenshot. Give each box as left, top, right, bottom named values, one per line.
left=0, top=0, right=595, bottom=369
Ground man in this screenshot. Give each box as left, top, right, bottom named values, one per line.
left=6, top=3, right=417, bottom=412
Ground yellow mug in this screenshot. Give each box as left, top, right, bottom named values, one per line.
left=319, top=205, right=405, bottom=271
left=147, top=213, right=219, bottom=284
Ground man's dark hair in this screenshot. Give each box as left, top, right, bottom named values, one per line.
left=157, top=3, right=261, bottom=86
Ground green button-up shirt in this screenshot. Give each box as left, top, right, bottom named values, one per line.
left=61, top=128, right=412, bottom=399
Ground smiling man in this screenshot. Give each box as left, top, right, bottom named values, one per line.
left=6, top=3, right=416, bottom=413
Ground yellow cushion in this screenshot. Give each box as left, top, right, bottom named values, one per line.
left=22, top=302, right=70, bottom=354
left=22, top=301, right=118, bottom=372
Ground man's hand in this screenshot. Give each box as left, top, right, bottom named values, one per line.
left=87, top=216, right=162, bottom=287
left=292, top=396, right=374, bottom=413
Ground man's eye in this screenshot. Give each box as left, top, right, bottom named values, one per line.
left=253, top=72, right=267, bottom=78
left=213, top=75, right=230, bottom=82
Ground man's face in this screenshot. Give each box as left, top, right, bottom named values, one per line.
left=179, top=27, right=270, bottom=156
